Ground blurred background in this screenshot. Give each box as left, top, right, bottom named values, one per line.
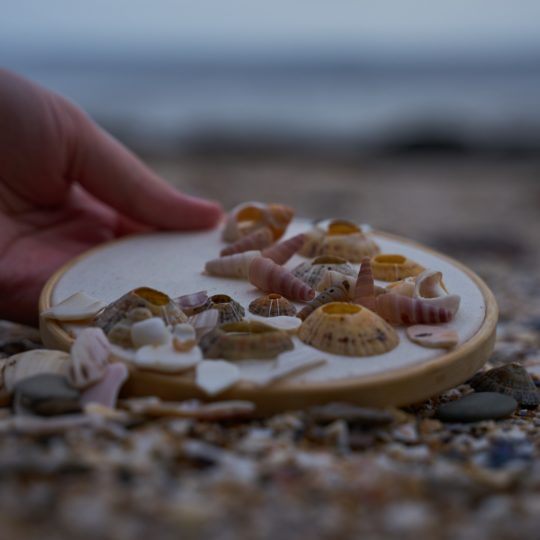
left=2, top=0, right=540, bottom=324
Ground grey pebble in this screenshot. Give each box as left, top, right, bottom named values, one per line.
left=437, top=392, right=517, bottom=423
left=307, top=403, right=395, bottom=426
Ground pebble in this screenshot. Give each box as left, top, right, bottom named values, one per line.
left=436, top=392, right=518, bottom=423
left=13, top=374, right=81, bottom=416
left=80, top=363, right=128, bottom=409
left=307, top=403, right=395, bottom=426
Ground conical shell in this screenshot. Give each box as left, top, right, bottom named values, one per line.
left=292, top=256, right=356, bottom=289
left=261, top=233, right=305, bottom=265
left=3, top=350, right=71, bottom=393
left=414, top=270, right=448, bottom=299
left=299, top=227, right=326, bottom=258
left=42, top=291, right=106, bottom=321
left=205, top=250, right=261, bottom=278
left=220, top=227, right=274, bottom=256
left=353, top=257, right=376, bottom=311
left=248, top=293, right=297, bottom=317
left=470, top=364, right=539, bottom=409
left=298, top=302, right=399, bottom=356
left=249, top=257, right=316, bottom=302
left=297, top=285, right=351, bottom=321
left=69, top=328, right=111, bottom=389
left=194, top=294, right=245, bottom=324
left=371, top=254, right=425, bottom=282
left=199, top=321, right=294, bottom=360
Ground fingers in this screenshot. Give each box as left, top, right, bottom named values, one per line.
left=66, top=109, right=223, bottom=230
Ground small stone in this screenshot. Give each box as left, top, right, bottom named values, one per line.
left=437, top=392, right=517, bottom=423
left=406, top=325, right=458, bottom=348
left=13, top=373, right=81, bottom=416
left=80, top=363, right=128, bottom=409
left=307, top=402, right=395, bottom=426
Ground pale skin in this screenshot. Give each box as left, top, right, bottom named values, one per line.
left=0, top=70, right=223, bottom=325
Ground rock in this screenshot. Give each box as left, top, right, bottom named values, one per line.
left=80, top=363, right=129, bottom=409
left=13, top=374, right=81, bottom=416
left=437, top=392, right=517, bottom=423
left=307, top=402, right=395, bottom=426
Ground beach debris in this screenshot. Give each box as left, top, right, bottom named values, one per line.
left=172, top=324, right=197, bottom=351
left=80, top=363, right=129, bottom=409
left=196, top=360, right=241, bottom=396
left=69, top=327, right=111, bottom=389
left=130, top=317, right=171, bottom=349
left=133, top=343, right=201, bottom=373
left=42, top=291, right=106, bottom=321
left=406, top=325, right=459, bottom=349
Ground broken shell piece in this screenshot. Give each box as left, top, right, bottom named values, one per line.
left=220, top=227, right=274, bottom=256
left=69, top=328, right=110, bottom=389
left=133, top=343, right=201, bottom=373
left=298, top=302, right=399, bottom=356
left=406, top=325, right=459, bottom=349
left=470, top=363, right=539, bottom=409
left=248, top=293, right=297, bottom=317
left=292, top=256, right=356, bottom=289
left=353, top=257, right=377, bottom=312
left=107, top=322, right=133, bottom=348
left=3, top=349, right=71, bottom=393
left=251, top=316, right=302, bottom=334
left=386, top=277, right=416, bottom=297
left=205, top=250, right=261, bottom=278
left=42, top=291, right=106, bottom=321
left=371, top=254, right=425, bottom=282
left=131, top=317, right=171, bottom=349
left=175, top=290, right=208, bottom=316
left=189, top=309, right=220, bottom=339
left=249, top=257, right=316, bottom=302
left=251, top=358, right=327, bottom=386
left=199, top=321, right=294, bottom=360
left=172, top=324, right=197, bottom=351
left=261, top=233, right=305, bottom=265
left=414, top=270, right=448, bottom=299
left=315, top=271, right=355, bottom=296
left=196, top=360, right=241, bottom=396
left=80, top=363, right=128, bottom=409
left=297, top=285, right=351, bottom=321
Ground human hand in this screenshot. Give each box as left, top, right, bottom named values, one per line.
left=0, top=70, right=223, bottom=325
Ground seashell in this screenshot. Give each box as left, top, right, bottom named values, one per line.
left=3, top=349, right=71, bottom=394
left=261, top=233, right=305, bottom=265
left=133, top=343, right=201, bottom=373
left=205, top=250, right=261, bottom=279
left=414, top=270, right=448, bottom=299
left=68, top=328, right=111, bottom=389
left=174, top=290, right=208, bottom=316
left=299, top=227, right=326, bottom=258
left=298, top=302, right=399, bottom=356
left=470, top=364, right=539, bottom=409
left=126, top=307, right=153, bottom=322
left=80, top=363, right=129, bottom=409
left=297, top=285, right=351, bottom=321
left=199, top=320, right=294, bottom=360
left=251, top=315, right=302, bottom=334
left=315, top=270, right=355, bottom=296
left=220, top=227, right=274, bottom=256
left=188, top=309, right=220, bottom=339
left=371, top=254, right=425, bottom=282
left=250, top=357, right=327, bottom=386
left=406, top=325, right=459, bottom=349
left=42, top=291, right=106, bottom=321
left=94, top=287, right=187, bottom=334
left=386, top=277, right=416, bottom=297
left=195, top=294, right=245, bottom=324
left=375, top=293, right=460, bottom=325
left=248, top=293, right=297, bottom=317
left=353, top=257, right=377, bottom=312
left=195, top=360, right=241, bottom=396
left=107, top=322, right=133, bottom=348
left=291, top=256, right=356, bottom=289
left=130, top=317, right=171, bottom=349
left=249, top=257, right=316, bottom=302
left=172, top=324, right=197, bottom=351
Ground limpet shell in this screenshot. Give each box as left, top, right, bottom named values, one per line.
left=406, top=325, right=459, bottom=349
left=292, top=256, right=356, bottom=289
left=68, top=328, right=111, bottom=389
left=205, top=250, right=261, bottom=279
left=248, top=293, right=297, bottom=317
left=42, top=291, right=106, bottom=321
left=470, top=364, right=539, bottom=409
left=371, top=254, right=425, bottom=282
left=298, top=302, right=399, bottom=357
left=199, top=321, right=294, bottom=360
left=196, top=294, right=245, bottom=324
left=297, top=285, right=351, bottom=321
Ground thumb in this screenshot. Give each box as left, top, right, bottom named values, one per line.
left=67, top=109, right=222, bottom=230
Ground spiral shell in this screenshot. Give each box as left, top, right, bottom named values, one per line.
left=248, top=257, right=316, bottom=302
left=292, top=256, right=356, bottom=289
left=261, top=233, right=305, bottom=265
left=297, top=285, right=351, bottom=321
left=298, top=302, right=399, bottom=356
left=199, top=321, right=294, bottom=360
left=220, top=227, right=274, bottom=256
left=248, top=293, right=297, bottom=317
left=371, top=254, right=425, bottom=282
left=353, top=257, right=377, bottom=312
left=205, top=250, right=260, bottom=279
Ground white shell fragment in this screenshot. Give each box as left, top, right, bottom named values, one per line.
left=41, top=291, right=106, bottom=321
left=189, top=309, right=220, bottom=339
left=69, top=327, right=111, bottom=389
left=172, top=323, right=197, bottom=351
left=196, top=360, right=241, bottom=396
left=130, top=317, right=171, bottom=349
left=406, top=325, right=459, bottom=349
left=134, top=344, right=201, bottom=373
left=250, top=358, right=327, bottom=386
left=249, top=315, right=302, bottom=334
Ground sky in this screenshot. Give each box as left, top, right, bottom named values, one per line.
left=2, top=0, right=540, bottom=58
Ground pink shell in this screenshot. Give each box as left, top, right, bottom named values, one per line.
left=220, top=227, right=274, bottom=257
left=353, top=257, right=376, bottom=311
left=248, top=257, right=316, bottom=302
left=375, top=293, right=460, bottom=325
left=205, top=250, right=261, bottom=278
left=261, top=233, right=305, bottom=265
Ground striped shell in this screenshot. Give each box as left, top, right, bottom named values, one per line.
left=371, top=254, right=425, bottom=282
left=248, top=257, right=316, bottom=302
left=205, top=250, right=260, bottom=279
left=68, top=328, right=110, bottom=389
left=199, top=321, right=294, bottom=360
left=248, top=293, right=297, bottom=317
left=292, top=256, right=356, bottom=289
left=220, top=227, right=274, bottom=256
left=298, top=302, right=399, bottom=356
left=188, top=309, right=220, bottom=339
left=316, top=270, right=355, bottom=296
left=297, top=285, right=351, bottom=321
left=261, top=233, right=305, bottom=265
left=199, top=294, right=246, bottom=324
left=353, top=257, right=377, bottom=312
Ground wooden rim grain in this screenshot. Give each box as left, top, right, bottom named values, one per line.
left=39, top=230, right=498, bottom=413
